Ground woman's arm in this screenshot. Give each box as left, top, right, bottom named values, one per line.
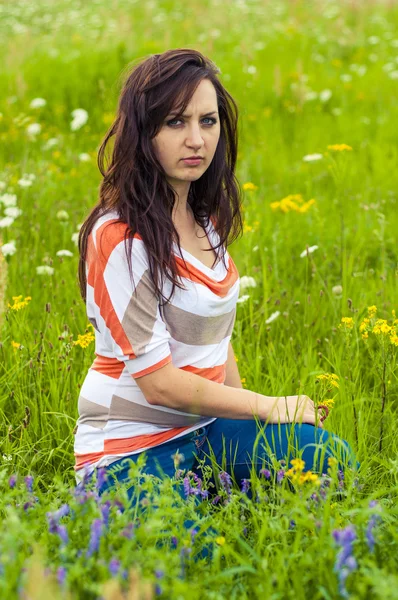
left=224, top=341, right=243, bottom=389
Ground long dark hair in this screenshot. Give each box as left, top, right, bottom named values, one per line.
left=77, top=48, right=243, bottom=307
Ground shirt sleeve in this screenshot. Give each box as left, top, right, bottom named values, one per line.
left=91, top=219, right=173, bottom=379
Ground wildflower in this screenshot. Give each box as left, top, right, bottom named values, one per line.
left=236, top=294, right=250, bottom=304
left=171, top=536, right=178, bottom=548
left=43, top=137, right=59, bottom=150
left=365, top=304, right=377, bottom=317
left=212, top=495, right=221, bottom=504
left=319, top=89, right=332, bottom=102
left=72, top=329, right=95, bottom=348
left=109, top=558, right=120, bottom=577
left=0, top=216, right=15, bottom=228
left=30, top=98, right=46, bottom=109
left=327, top=144, right=353, bottom=152
left=219, top=471, right=232, bottom=495
left=322, top=398, right=335, bottom=410
left=241, top=479, right=250, bottom=493
left=36, top=265, right=54, bottom=276
left=87, top=518, right=103, bottom=557
left=0, top=193, right=17, bottom=207
left=300, top=245, right=318, bottom=258
left=303, top=153, right=323, bottom=162
left=25, top=475, right=33, bottom=492
left=100, top=501, right=111, bottom=528
left=56, top=249, right=73, bottom=257
left=1, top=240, right=17, bottom=257
left=215, top=536, right=226, bottom=546
left=96, top=467, right=107, bottom=490
left=71, top=232, right=79, bottom=245
left=366, top=500, right=382, bottom=553
left=265, top=311, right=280, bottom=324
left=57, top=567, right=66, bottom=585
left=316, top=373, right=340, bottom=388
left=79, top=153, right=91, bottom=162
left=239, top=275, right=257, bottom=290
left=56, top=210, right=69, bottom=221
left=8, top=295, right=31, bottom=310
left=26, top=123, right=41, bottom=137
left=339, top=317, right=354, bottom=329
left=260, top=468, right=271, bottom=479
left=332, top=285, right=343, bottom=295
left=242, top=182, right=258, bottom=191
left=276, top=469, right=285, bottom=483
left=9, top=474, right=17, bottom=488
left=70, top=108, right=89, bottom=131
left=271, top=193, right=316, bottom=214
left=18, top=174, right=35, bottom=187
left=4, top=207, right=22, bottom=218
left=332, top=525, right=357, bottom=599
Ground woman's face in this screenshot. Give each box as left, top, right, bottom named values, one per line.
left=152, top=79, right=220, bottom=196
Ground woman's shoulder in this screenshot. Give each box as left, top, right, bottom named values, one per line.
left=91, top=209, right=144, bottom=261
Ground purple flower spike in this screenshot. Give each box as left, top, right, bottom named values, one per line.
left=155, top=569, right=164, bottom=579
left=219, top=471, right=232, bottom=495
left=260, top=468, right=271, bottom=479
left=109, top=558, right=120, bottom=577
left=100, top=501, right=111, bottom=528
left=241, top=479, right=250, bottom=494
left=25, top=475, right=33, bottom=493
left=87, top=519, right=103, bottom=558
left=96, top=468, right=107, bottom=490
left=332, top=525, right=357, bottom=598
left=57, top=566, right=67, bottom=586
left=277, top=470, right=285, bottom=483
left=171, top=536, right=178, bottom=548
left=9, top=475, right=17, bottom=489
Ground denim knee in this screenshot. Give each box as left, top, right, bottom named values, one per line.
left=296, top=424, right=359, bottom=474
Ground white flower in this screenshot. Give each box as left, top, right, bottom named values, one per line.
left=43, top=137, right=59, bottom=150
left=70, top=108, right=88, bottom=131
left=0, top=216, right=15, bottom=228
left=389, top=70, right=398, bottom=80
left=304, top=91, right=318, bottom=102
left=252, top=245, right=259, bottom=252
left=332, top=285, right=343, bottom=295
left=56, top=249, right=73, bottom=257
left=0, top=193, right=17, bottom=207
left=368, top=36, right=379, bottom=45
left=56, top=210, right=69, bottom=221
left=319, top=89, right=332, bottom=102
left=4, top=207, right=22, bottom=218
left=30, top=98, right=46, bottom=109
left=77, top=223, right=83, bottom=230
left=78, top=152, right=91, bottom=162
left=340, top=74, right=352, bottom=83
left=0, top=181, right=7, bottom=192
left=240, top=276, right=257, bottom=290
left=71, top=232, right=79, bottom=245
left=247, top=65, right=257, bottom=74
left=1, top=240, right=16, bottom=257
left=265, top=311, right=280, bottom=324
left=331, top=108, right=342, bottom=117
left=300, top=245, right=318, bottom=258
left=26, top=123, right=41, bottom=137
left=36, top=265, right=54, bottom=275
left=236, top=294, right=250, bottom=304
left=303, top=153, right=323, bottom=162
left=17, top=177, right=33, bottom=188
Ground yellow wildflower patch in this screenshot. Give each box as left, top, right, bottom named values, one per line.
left=327, top=144, right=353, bottom=152
left=242, top=182, right=258, bottom=191
left=8, top=295, right=32, bottom=311
left=270, top=194, right=316, bottom=214
left=72, top=324, right=95, bottom=348
left=339, top=317, right=354, bottom=329
left=215, top=536, right=226, bottom=546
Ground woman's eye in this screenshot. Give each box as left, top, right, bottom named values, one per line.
left=166, top=118, right=217, bottom=127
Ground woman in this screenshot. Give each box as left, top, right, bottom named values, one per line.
left=74, top=48, right=359, bottom=505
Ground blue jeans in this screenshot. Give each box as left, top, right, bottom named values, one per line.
left=83, top=419, right=360, bottom=561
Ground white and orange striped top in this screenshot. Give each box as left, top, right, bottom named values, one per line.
left=73, top=209, right=240, bottom=480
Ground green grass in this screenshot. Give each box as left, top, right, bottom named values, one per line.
left=0, top=0, right=398, bottom=598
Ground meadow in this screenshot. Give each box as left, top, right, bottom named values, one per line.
left=1, top=0, right=398, bottom=597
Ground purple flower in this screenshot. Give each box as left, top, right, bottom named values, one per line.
left=96, top=468, right=107, bottom=490
left=57, top=567, right=66, bottom=586
left=121, top=523, right=135, bottom=539
left=57, top=525, right=69, bottom=546
left=25, top=475, right=33, bottom=493
left=260, top=468, right=271, bottom=479
left=276, top=469, right=285, bottom=483
left=366, top=501, right=382, bottom=553
left=332, top=525, right=357, bottom=598
left=171, top=536, right=178, bottom=549
left=87, top=519, right=103, bottom=558
left=155, top=584, right=162, bottom=596
left=219, top=471, right=232, bottom=495
left=241, top=479, right=250, bottom=494
left=155, top=569, right=164, bottom=579
left=9, top=475, right=17, bottom=489
left=190, top=528, right=198, bottom=542
left=212, top=495, right=221, bottom=505
left=100, top=501, right=111, bottom=528
left=109, top=558, right=120, bottom=577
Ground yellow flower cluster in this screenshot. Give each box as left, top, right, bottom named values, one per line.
left=242, top=182, right=258, bottom=191
left=243, top=220, right=260, bottom=233
left=270, top=194, right=316, bottom=214
left=8, top=295, right=32, bottom=311
left=316, top=373, right=340, bottom=388
left=285, top=458, right=320, bottom=485
left=72, top=324, right=95, bottom=348
left=338, top=317, right=354, bottom=329
left=359, top=306, right=398, bottom=345
left=215, top=536, right=226, bottom=546
left=322, top=398, right=335, bottom=410
left=327, top=144, right=353, bottom=152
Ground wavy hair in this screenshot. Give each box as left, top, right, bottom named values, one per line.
left=77, top=48, right=243, bottom=308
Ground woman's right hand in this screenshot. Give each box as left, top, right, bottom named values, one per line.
left=262, top=394, right=325, bottom=428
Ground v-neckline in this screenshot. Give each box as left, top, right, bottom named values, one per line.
left=172, top=219, right=222, bottom=274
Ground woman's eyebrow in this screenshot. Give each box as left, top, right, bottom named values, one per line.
left=168, top=110, right=218, bottom=118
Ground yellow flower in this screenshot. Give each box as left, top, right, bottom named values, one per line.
left=390, top=333, right=398, bottom=346
left=8, top=296, right=32, bottom=311
left=72, top=326, right=95, bottom=349
left=243, top=182, right=258, bottom=191
left=362, top=331, right=369, bottom=340
left=327, top=144, right=353, bottom=152
left=328, top=457, right=338, bottom=468
left=270, top=194, right=316, bottom=214
left=290, top=458, right=305, bottom=471
left=359, top=318, right=370, bottom=332
left=339, top=317, right=354, bottom=329
left=215, top=536, right=226, bottom=546
left=11, top=341, right=22, bottom=350
left=322, top=399, right=335, bottom=410
left=367, top=305, right=377, bottom=318
left=316, top=373, right=340, bottom=389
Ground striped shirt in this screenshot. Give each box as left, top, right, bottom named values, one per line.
left=73, top=209, right=240, bottom=480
